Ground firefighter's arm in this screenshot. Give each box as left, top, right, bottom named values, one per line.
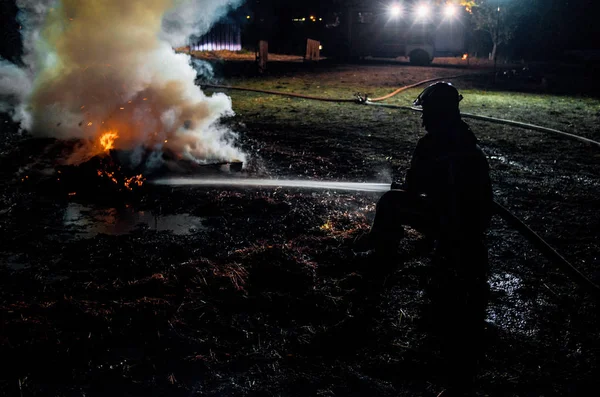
left=390, top=180, right=403, bottom=190
left=403, top=139, right=429, bottom=193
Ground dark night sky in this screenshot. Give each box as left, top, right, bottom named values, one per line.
left=245, top=0, right=600, bottom=59
left=1, top=0, right=599, bottom=61
left=0, top=0, right=21, bottom=62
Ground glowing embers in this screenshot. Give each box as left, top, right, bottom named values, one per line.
left=96, top=131, right=145, bottom=191
left=97, top=169, right=119, bottom=185
left=55, top=143, right=147, bottom=197
left=124, top=174, right=145, bottom=191
left=86, top=153, right=146, bottom=192
left=96, top=163, right=146, bottom=191
left=99, top=130, right=119, bottom=152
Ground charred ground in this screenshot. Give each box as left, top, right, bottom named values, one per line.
left=1, top=61, right=599, bottom=396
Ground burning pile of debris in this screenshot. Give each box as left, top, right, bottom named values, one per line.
left=14, top=131, right=243, bottom=201
left=1, top=0, right=247, bottom=201
left=55, top=150, right=146, bottom=198
left=53, top=138, right=243, bottom=199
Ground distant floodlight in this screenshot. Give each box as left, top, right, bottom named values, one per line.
left=444, top=4, right=457, bottom=18
left=389, top=4, right=402, bottom=18
left=415, top=4, right=430, bottom=19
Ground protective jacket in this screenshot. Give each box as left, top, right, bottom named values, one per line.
left=405, top=121, right=493, bottom=242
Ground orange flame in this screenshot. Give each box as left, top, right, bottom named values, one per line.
left=97, top=169, right=118, bottom=184
left=99, top=131, right=119, bottom=152
left=462, top=53, right=469, bottom=60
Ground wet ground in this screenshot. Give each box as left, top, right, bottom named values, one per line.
left=1, top=61, right=599, bottom=396
left=62, top=203, right=206, bottom=239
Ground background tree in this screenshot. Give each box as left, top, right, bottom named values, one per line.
left=470, top=0, right=524, bottom=60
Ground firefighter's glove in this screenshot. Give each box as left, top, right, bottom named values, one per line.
left=390, top=181, right=403, bottom=190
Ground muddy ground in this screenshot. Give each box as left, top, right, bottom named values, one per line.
left=1, top=60, right=599, bottom=396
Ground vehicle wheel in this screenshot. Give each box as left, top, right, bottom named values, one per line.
left=409, top=49, right=432, bottom=66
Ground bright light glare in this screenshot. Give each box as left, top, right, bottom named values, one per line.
left=389, top=4, right=402, bottom=18
left=416, top=4, right=430, bottom=19
left=444, top=4, right=457, bottom=18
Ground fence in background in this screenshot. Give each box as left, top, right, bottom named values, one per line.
left=191, top=23, right=242, bottom=52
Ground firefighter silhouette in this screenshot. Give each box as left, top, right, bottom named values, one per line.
left=357, top=82, right=493, bottom=396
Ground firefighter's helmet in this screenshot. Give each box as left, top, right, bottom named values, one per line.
left=413, top=82, right=463, bottom=110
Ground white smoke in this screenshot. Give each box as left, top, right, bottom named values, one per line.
left=0, top=59, right=32, bottom=126
left=0, top=0, right=246, bottom=166
left=161, top=0, right=243, bottom=47
left=15, top=0, right=56, bottom=73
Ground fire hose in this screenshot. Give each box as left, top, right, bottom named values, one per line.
left=201, top=73, right=478, bottom=103
left=492, top=201, right=600, bottom=299
left=200, top=84, right=357, bottom=102
left=366, top=73, right=478, bottom=102
left=364, top=102, right=600, bottom=148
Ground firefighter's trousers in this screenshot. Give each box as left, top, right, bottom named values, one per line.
left=370, top=189, right=489, bottom=391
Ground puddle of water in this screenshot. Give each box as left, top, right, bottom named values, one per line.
left=2, top=254, right=28, bottom=271
left=63, top=203, right=205, bottom=238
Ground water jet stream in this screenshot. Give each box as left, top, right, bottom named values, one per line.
left=151, top=178, right=390, bottom=192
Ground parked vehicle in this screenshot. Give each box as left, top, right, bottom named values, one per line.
left=324, top=2, right=467, bottom=65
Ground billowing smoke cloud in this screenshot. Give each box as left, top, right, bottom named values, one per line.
left=1, top=0, right=245, bottom=166
left=16, top=0, right=56, bottom=71
left=0, top=59, right=32, bottom=125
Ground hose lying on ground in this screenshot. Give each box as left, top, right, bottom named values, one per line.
left=201, top=72, right=479, bottom=104
left=203, top=81, right=600, bottom=149
left=201, top=84, right=357, bottom=103
left=367, top=73, right=480, bottom=102
left=492, top=201, right=600, bottom=299
left=461, top=112, right=600, bottom=148
left=365, top=102, right=600, bottom=148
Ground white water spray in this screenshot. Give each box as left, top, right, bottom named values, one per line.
left=152, top=178, right=391, bottom=193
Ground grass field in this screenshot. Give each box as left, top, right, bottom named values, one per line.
left=1, top=60, right=599, bottom=396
